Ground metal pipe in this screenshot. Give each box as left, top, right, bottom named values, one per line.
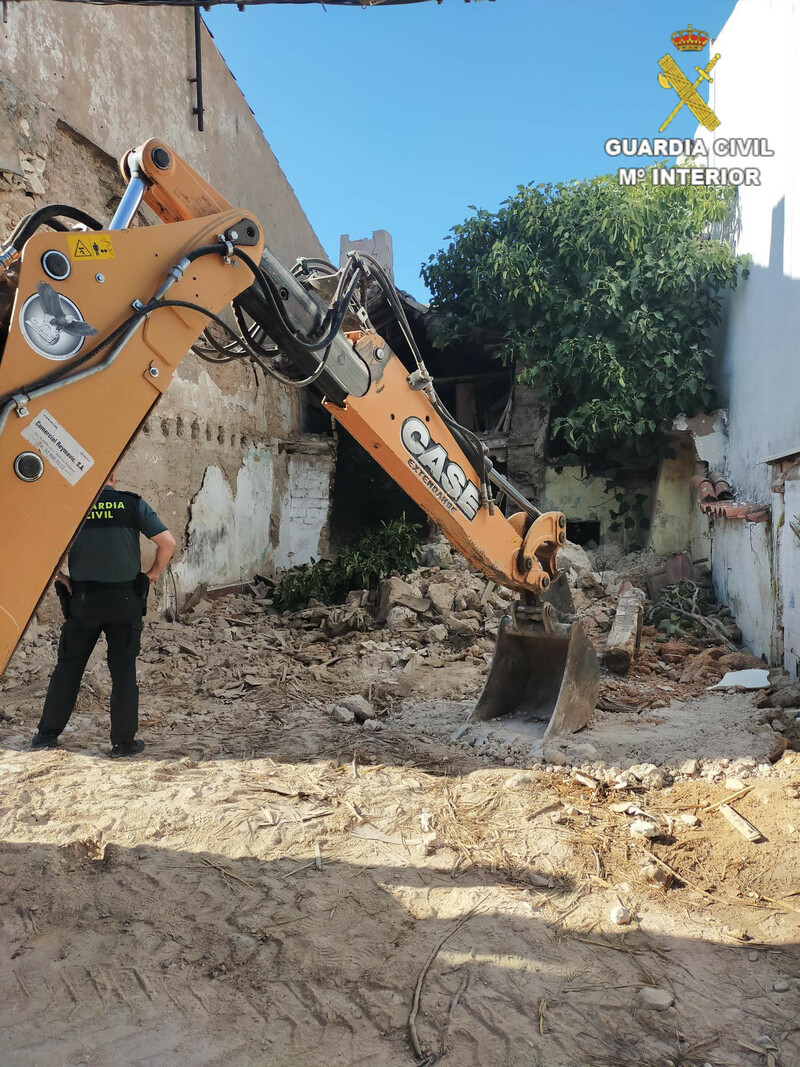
left=108, top=154, right=147, bottom=230
left=0, top=317, right=146, bottom=441
left=487, top=467, right=542, bottom=519
left=191, top=9, right=205, bottom=132
left=237, top=246, right=371, bottom=403
left=0, top=272, right=186, bottom=440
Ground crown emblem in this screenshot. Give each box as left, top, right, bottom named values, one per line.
left=671, top=24, right=710, bottom=51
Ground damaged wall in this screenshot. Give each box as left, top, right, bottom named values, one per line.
left=0, top=3, right=335, bottom=599
left=781, top=473, right=800, bottom=676
left=695, top=0, right=800, bottom=667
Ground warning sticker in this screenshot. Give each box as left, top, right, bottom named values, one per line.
left=20, top=409, right=94, bottom=486
left=67, top=234, right=115, bottom=261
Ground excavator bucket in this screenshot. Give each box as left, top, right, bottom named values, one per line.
left=468, top=577, right=600, bottom=737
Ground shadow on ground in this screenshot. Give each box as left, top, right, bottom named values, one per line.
left=0, top=837, right=798, bottom=1067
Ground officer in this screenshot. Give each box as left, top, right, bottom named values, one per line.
left=31, top=473, right=176, bottom=757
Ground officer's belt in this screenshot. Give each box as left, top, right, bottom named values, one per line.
left=71, top=579, right=138, bottom=591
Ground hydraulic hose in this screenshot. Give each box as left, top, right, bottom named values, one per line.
left=4, top=205, right=104, bottom=251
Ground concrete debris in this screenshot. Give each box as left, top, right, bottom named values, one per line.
left=376, top=577, right=419, bottom=624
left=725, top=777, right=746, bottom=790
left=562, top=742, right=599, bottom=763
left=9, top=545, right=794, bottom=792
left=423, top=624, right=448, bottom=645
left=629, top=819, right=660, bottom=839
left=709, top=669, right=770, bottom=691
left=402, top=653, right=423, bottom=674
left=419, top=542, right=453, bottom=569
left=542, top=744, right=569, bottom=767
left=610, top=904, right=632, bottom=925
left=556, top=539, right=593, bottom=577
left=426, top=582, right=456, bottom=617
left=637, top=987, right=675, bottom=1011
left=628, top=763, right=665, bottom=789
left=605, top=586, right=646, bottom=673
left=760, top=683, right=800, bottom=710
left=447, top=615, right=481, bottom=637
left=385, top=606, right=419, bottom=631
left=339, top=695, right=377, bottom=722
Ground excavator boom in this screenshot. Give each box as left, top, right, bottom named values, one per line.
left=0, top=141, right=599, bottom=735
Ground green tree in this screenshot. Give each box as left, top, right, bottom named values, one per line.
left=422, top=174, right=748, bottom=472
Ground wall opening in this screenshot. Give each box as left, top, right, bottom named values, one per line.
left=329, top=423, right=427, bottom=553
left=565, top=520, right=601, bottom=547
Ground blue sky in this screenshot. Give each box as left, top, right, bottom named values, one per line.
left=206, top=0, right=737, bottom=296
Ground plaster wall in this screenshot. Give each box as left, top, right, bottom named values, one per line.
left=696, top=0, right=800, bottom=665
left=780, top=475, right=800, bottom=676
left=273, top=450, right=337, bottom=572
left=0, top=4, right=335, bottom=599
left=649, top=436, right=696, bottom=557
left=708, top=511, right=776, bottom=663
left=541, top=468, right=653, bottom=546
left=542, top=468, right=609, bottom=535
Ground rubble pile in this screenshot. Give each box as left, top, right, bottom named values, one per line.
left=2, top=552, right=799, bottom=1067
left=2, top=541, right=796, bottom=779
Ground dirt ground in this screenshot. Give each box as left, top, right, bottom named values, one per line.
left=1, top=569, right=799, bottom=1067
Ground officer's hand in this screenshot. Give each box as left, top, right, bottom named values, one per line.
left=56, top=572, right=72, bottom=595
left=145, top=570, right=157, bottom=585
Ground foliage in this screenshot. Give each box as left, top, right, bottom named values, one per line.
left=422, top=173, right=749, bottom=472
left=605, top=481, right=650, bottom=549
left=273, top=515, right=421, bottom=610
left=646, top=579, right=717, bottom=639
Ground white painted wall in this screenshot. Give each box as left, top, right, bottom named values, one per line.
left=174, top=449, right=275, bottom=593
left=174, top=445, right=334, bottom=592
left=273, top=453, right=336, bottom=571
left=699, top=0, right=800, bottom=665
left=781, top=476, right=800, bottom=676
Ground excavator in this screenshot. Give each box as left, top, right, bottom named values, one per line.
left=0, top=140, right=599, bottom=738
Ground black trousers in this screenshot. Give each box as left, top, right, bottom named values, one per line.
left=39, top=582, right=143, bottom=746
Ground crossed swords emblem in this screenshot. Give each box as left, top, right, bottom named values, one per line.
left=657, top=53, right=721, bottom=133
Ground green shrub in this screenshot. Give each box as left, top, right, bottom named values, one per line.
left=274, top=515, right=422, bottom=610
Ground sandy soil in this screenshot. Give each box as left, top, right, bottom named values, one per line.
left=1, top=590, right=799, bottom=1067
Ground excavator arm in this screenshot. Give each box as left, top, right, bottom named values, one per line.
left=0, top=141, right=598, bottom=734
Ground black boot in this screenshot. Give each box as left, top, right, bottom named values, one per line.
left=30, top=731, right=60, bottom=750
left=110, top=739, right=145, bottom=759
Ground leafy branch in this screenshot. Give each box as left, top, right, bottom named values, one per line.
left=422, top=172, right=749, bottom=473
left=274, top=515, right=421, bottom=610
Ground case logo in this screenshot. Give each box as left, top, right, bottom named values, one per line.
left=401, top=417, right=481, bottom=522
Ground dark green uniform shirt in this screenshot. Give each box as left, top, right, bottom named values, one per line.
left=68, top=488, right=167, bottom=583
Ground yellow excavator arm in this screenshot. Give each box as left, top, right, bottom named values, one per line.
left=0, top=141, right=598, bottom=734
